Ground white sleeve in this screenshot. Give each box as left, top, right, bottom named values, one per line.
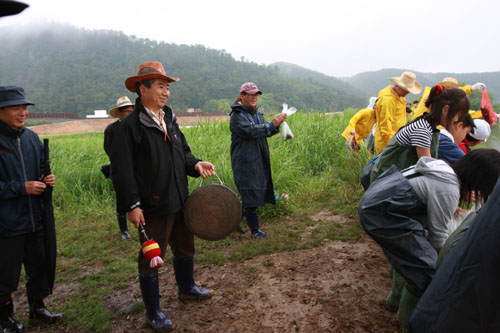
left=426, top=192, right=459, bottom=248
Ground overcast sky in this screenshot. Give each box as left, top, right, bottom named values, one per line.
left=1, top=0, right=499, bottom=77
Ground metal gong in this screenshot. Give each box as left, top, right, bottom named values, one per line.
left=184, top=183, right=242, bottom=241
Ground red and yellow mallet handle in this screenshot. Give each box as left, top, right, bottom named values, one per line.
left=139, top=223, right=164, bottom=269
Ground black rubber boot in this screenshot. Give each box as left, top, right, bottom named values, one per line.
left=139, top=272, right=174, bottom=332
left=29, top=299, right=63, bottom=324
left=243, top=208, right=267, bottom=238
left=0, top=298, right=24, bottom=333
left=117, top=212, right=130, bottom=239
left=173, top=257, right=212, bottom=301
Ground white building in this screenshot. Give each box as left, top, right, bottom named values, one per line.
left=86, top=110, right=109, bottom=118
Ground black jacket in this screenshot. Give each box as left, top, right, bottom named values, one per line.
left=230, top=102, right=279, bottom=208
left=103, top=119, right=121, bottom=157
left=110, top=99, right=200, bottom=218
left=0, top=120, right=44, bottom=237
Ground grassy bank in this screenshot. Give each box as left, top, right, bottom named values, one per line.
left=26, top=110, right=369, bottom=331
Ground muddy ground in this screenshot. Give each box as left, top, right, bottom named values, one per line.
left=13, top=236, right=398, bottom=332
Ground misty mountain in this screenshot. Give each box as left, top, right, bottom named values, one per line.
left=0, top=22, right=366, bottom=117
left=271, top=62, right=367, bottom=99
left=342, top=68, right=500, bottom=103
left=272, top=64, right=500, bottom=105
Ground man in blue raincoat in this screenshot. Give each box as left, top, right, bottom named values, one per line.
left=230, top=82, right=286, bottom=239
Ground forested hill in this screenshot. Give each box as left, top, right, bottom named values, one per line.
left=0, top=23, right=366, bottom=117
left=271, top=62, right=366, bottom=96
left=272, top=64, right=500, bottom=107
left=342, top=68, right=500, bottom=103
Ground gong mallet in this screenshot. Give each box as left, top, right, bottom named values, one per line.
left=138, top=223, right=164, bottom=269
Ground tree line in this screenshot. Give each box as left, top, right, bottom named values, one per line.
left=0, top=23, right=367, bottom=117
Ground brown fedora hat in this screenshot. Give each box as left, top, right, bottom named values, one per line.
left=125, top=61, right=179, bottom=93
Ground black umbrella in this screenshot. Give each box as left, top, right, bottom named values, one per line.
left=42, top=138, right=57, bottom=294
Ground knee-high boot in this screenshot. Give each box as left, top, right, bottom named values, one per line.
left=173, top=257, right=212, bottom=301
left=386, top=266, right=405, bottom=312
left=396, top=286, right=421, bottom=332
left=139, top=272, right=174, bottom=331
left=0, top=297, right=24, bottom=333
left=117, top=212, right=130, bottom=239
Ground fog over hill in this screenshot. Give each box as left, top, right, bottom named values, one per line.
left=272, top=62, right=500, bottom=106
left=1, top=22, right=498, bottom=117
left=0, top=23, right=365, bottom=116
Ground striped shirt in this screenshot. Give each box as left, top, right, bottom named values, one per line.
left=395, top=117, right=434, bottom=148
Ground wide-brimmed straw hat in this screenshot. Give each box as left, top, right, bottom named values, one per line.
left=125, top=61, right=179, bottom=93
left=109, top=96, right=134, bottom=118
left=437, top=77, right=459, bottom=88
left=389, top=71, right=422, bottom=94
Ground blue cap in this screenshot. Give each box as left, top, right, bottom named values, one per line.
left=0, top=86, right=34, bottom=109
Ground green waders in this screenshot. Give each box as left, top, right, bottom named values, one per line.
left=386, top=266, right=405, bottom=312
left=397, top=285, right=421, bottom=332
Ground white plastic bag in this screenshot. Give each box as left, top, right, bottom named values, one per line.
left=281, top=103, right=296, bottom=141
left=282, top=121, right=293, bottom=140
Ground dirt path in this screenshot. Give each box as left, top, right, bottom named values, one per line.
left=14, top=236, right=398, bottom=332
left=29, top=116, right=229, bottom=136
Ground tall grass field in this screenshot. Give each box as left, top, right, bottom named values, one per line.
left=24, top=111, right=370, bottom=331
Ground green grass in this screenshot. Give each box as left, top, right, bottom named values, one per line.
left=29, top=110, right=371, bottom=331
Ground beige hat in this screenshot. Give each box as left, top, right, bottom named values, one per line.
left=437, top=77, right=459, bottom=88
left=389, top=71, right=422, bottom=94
left=110, top=96, right=134, bottom=118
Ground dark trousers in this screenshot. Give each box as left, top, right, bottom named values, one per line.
left=0, top=231, right=49, bottom=302
left=116, top=210, right=128, bottom=232
left=138, top=212, right=195, bottom=275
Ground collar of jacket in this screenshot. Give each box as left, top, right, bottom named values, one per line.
left=0, top=119, right=24, bottom=138
left=135, top=99, right=175, bottom=133
left=230, top=101, right=260, bottom=116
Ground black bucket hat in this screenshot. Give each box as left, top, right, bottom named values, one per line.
left=0, top=86, right=34, bottom=109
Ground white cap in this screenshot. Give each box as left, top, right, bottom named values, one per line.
left=367, top=97, right=377, bottom=109
left=469, top=119, right=491, bottom=142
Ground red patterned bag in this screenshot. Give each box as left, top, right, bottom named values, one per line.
left=480, top=89, right=498, bottom=124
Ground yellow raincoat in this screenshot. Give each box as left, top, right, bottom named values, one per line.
left=341, top=108, right=376, bottom=145
left=374, top=86, right=406, bottom=154
left=412, top=85, right=472, bottom=120
left=469, top=110, right=483, bottom=119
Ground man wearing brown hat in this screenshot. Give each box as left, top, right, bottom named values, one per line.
left=110, top=61, right=216, bottom=331
left=103, top=96, right=134, bottom=240
left=0, top=86, right=63, bottom=332
left=374, top=71, right=422, bottom=154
